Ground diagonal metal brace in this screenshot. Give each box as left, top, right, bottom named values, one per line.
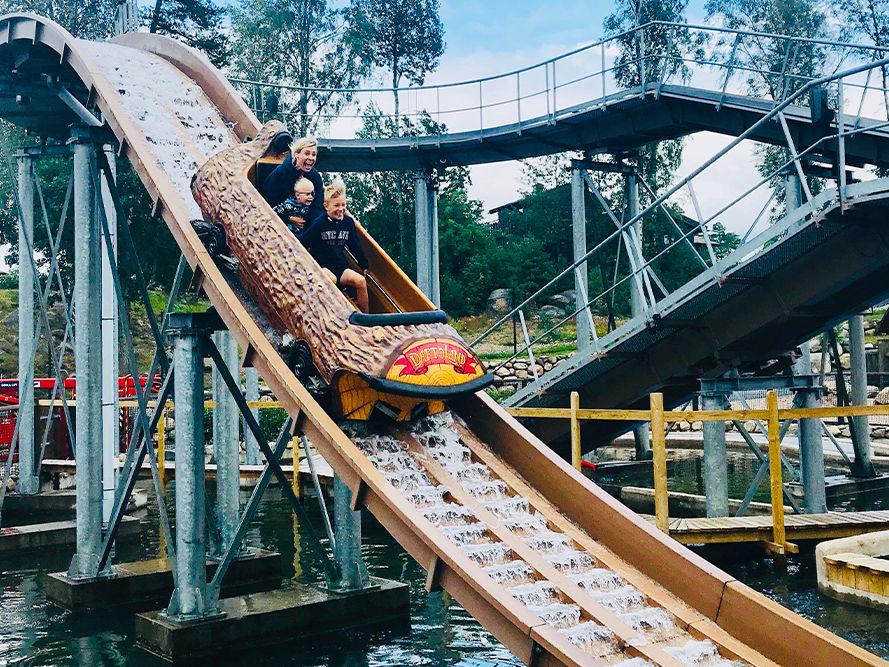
left=204, top=337, right=343, bottom=588
left=97, top=369, right=175, bottom=573
left=91, top=165, right=177, bottom=575
left=205, top=416, right=295, bottom=607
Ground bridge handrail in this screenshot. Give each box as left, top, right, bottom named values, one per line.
left=227, top=21, right=889, bottom=97
left=469, top=56, right=889, bottom=354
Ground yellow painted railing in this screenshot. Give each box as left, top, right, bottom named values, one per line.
left=506, top=392, right=889, bottom=554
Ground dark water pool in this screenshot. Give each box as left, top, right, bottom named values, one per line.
left=3, top=450, right=889, bottom=665
left=0, top=484, right=520, bottom=667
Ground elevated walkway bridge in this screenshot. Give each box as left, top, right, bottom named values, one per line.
left=233, top=23, right=889, bottom=451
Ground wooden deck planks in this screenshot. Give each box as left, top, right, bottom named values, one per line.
left=645, top=510, right=889, bottom=544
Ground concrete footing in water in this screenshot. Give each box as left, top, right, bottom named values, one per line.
left=135, top=577, right=410, bottom=663
left=0, top=516, right=140, bottom=553
left=44, top=548, right=282, bottom=612
left=789, top=473, right=889, bottom=501
left=2, top=489, right=77, bottom=521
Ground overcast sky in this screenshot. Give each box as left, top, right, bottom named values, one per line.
left=428, top=0, right=764, bottom=231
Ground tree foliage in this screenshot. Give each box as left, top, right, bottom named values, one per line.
left=705, top=0, right=827, bottom=99
left=706, top=0, right=828, bottom=217
left=603, top=0, right=693, bottom=88
left=345, top=0, right=445, bottom=118
left=146, top=0, right=228, bottom=68
left=339, top=109, right=503, bottom=317
left=502, top=175, right=739, bottom=321
left=228, top=0, right=366, bottom=136
left=0, top=0, right=115, bottom=38
left=836, top=0, right=889, bottom=119
left=604, top=0, right=692, bottom=196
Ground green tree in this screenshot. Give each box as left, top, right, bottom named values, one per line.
left=228, top=0, right=366, bottom=136
left=146, top=0, right=228, bottom=67
left=339, top=106, right=418, bottom=267
left=604, top=0, right=692, bottom=193
left=340, top=109, right=506, bottom=316
left=345, top=0, right=445, bottom=120
left=709, top=220, right=741, bottom=259
left=836, top=0, right=889, bottom=117
left=706, top=0, right=828, bottom=217
left=704, top=0, right=826, bottom=100
left=0, top=0, right=116, bottom=38
left=603, top=0, right=692, bottom=88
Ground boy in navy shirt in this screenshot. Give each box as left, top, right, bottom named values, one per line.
left=301, top=183, right=370, bottom=312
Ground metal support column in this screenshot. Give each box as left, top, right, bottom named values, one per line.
left=627, top=167, right=651, bottom=459
left=797, top=386, right=827, bottom=513
left=792, top=342, right=827, bottom=513
left=701, top=390, right=730, bottom=517
left=212, top=330, right=240, bottom=553
left=333, top=475, right=368, bottom=591
left=849, top=314, right=874, bottom=476
left=100, top=145, right=119, bottom=526
left=68, top=127, right=103, bottom=579
left=414, top=170, right=440, bottom=307
left=16, top=154, right=37, bottom=495
left=431, top=181, right=440, bottom=307
left=784, top=169, right=802, bottom=213
left=243, top=368, right=261, bottom=466
left=167, top=317, right=210, bottom=618
left=571, top=165, right=590, bottom=354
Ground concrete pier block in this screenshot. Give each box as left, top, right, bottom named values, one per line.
left=135, top=577, right=410, bottom=663
left=44, top=548, right=281, bottom=612
left=0, top=516, right=140, bottom=553
left=3, top=489, right=77, bottom=521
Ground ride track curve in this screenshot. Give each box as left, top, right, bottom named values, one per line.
left=0, top=13, right=884, bottom=666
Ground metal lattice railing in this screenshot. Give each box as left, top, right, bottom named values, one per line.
left=463, top=55, right=889, bottom=399
left=228, top=21, right=889, bottom=138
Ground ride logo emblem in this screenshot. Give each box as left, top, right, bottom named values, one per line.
left=386, top=338, right=484, bottom=387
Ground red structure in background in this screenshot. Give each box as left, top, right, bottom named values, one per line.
left=0, top=376, right=158, bottom=462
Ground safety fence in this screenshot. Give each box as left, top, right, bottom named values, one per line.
left=230, top=21, right=889, bottom=139
left=506, top=392, right=889, bottom=556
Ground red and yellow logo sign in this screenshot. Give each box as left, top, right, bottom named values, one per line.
left=386, top=338, right=484, bottom=387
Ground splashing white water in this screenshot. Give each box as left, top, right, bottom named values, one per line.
left=352, top=414, right=747, bottom=665
left=80, top=41, right=235, bottom=219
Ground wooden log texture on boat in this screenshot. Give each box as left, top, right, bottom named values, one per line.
left=191, top=120, right=463, bottom=384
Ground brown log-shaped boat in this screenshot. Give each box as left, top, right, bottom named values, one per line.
left=191, top=120, right=493, bottom=420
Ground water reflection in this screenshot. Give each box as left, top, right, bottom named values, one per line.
left=0, top=482, right=519, bottom=666
left=4, top=450, right=889, bottom=665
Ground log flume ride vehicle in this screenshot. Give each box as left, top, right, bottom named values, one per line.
left=191, top=121, right=492, bottom=422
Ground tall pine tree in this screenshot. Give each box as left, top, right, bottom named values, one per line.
left=227, top=0, right=365, bottom=136
left=345, top=0, right=445, bottom=120
left=147, top=0, right=228, bottom=68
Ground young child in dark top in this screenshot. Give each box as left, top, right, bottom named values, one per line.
left=272, top=176, right=315, bottom=235
left=300, top=183, right=369, bottom=312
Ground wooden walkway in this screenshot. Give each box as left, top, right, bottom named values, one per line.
left=40, top=459, right=333, bottom=486
left=647, top=510, right=889, bottom=545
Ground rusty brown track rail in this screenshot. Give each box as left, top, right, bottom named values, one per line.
left=0, top=14, right=885, bottom=665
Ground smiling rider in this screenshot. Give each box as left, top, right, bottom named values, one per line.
left=260, top=136, right=325, bottom=222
